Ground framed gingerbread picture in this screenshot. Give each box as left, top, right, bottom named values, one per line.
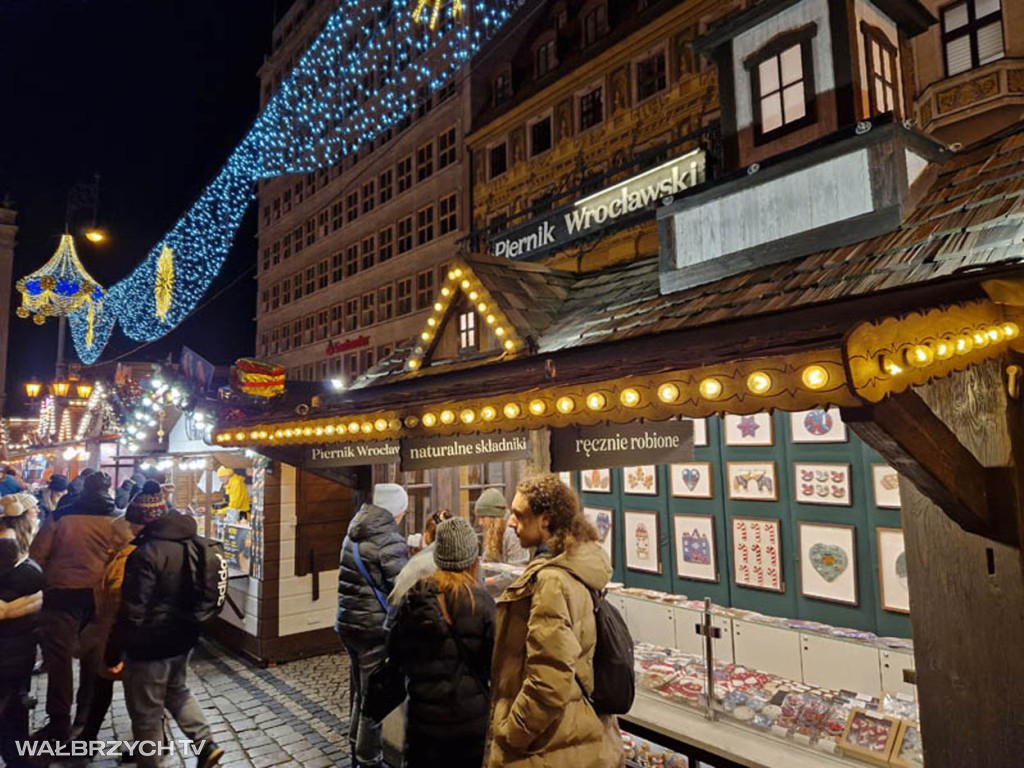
left=624, top=509, right=660, bottom=574
left=727, top=462, right=778, bottom=502
left=579, top=468, right=611, bottom=494
left=724, top=413, right=774, bottom=446
left=673, top=514, right=718, bottom=583
left=731, top=516, right=783, bottom=592
left=670, top=462, right=713, bottom=499
left=582, top=506, right=613, bottom=565
left=798, top=522, right=858, bottom=606
left=793, top=462, right=852, bottom=506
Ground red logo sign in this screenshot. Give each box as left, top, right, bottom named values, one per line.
left=326, top=335, right=370, bottom=356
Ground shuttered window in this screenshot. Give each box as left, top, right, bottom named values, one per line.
left=942, top=0, right=1004, bottom=77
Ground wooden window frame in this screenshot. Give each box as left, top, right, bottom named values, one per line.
left=439, top=193, right=458, bottom=236
left=940, top=0, right=1004, bottom=77
left=458, top=308, right=478, bottom=352
left=744, top=23, right=818, bottom=147
left=417, top=204, right=435, bottom=245
left=397, top=215, right=414, bottom=253
left=860, top=22, right=899, bottom=118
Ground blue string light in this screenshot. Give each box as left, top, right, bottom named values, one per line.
left=68, top=0, right=516, bottom=363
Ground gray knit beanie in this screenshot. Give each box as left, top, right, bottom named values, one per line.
left=433, top=517, right=479, bottom=572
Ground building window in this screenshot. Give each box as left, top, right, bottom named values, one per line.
left=331, top=199, right=344, bottom=230
left=636, top=50, right=666, bottom=101
left=305, top=217, right=315, bottom=247
left=361, top=291, right=375, bottom=326
left=304, top=315, right=315, bottom=345
left=360, top=348, right=375, bottom=374
left=260, top=332, right=269, bottom=356
left=530, top=117, right=552, bottom=155
left=416, top=270, right=435, bottom=309
left=378, top=284, right=394, bottom=322
left=292, top=319, right=303, bottom=348
left=582, top=5, right=606, bottom=47
left=346, top=190, right=359, bottom=222
left=305, top=267, right=316, bottom=295
left=378, top=226, right=394, bottom=262
left=417, top=205, right=434, bottom=245
left=293, top=273, right=303, bottom=301
left=282, top=189, right=292, bottom=213
left=536, top=39, right=557, bottom=77
left=417, top=142, right=433, bottom=182
left=262, top=205, right=270, bottom=227
left=294, top=180, right=303, bottom=204
left=346, top=244, right=360, bottom=277
left=260, top=289, right=269, bottom=314
left=439, top=193, right=458, bottom=235
left=282, top=233, right=292, bottom=261
left=271, top=242, right=280, bottom=265
left=942, top=0, right=1004, bottom=77
left=458, top=310, right=477, bottom=351
left=331, top=251, right=344, bottom=282
left=317, top=309, right=329, bottom=340
left=345, top=352, right=358, bottom=379
left=270, top=284, right=280, bottom=310
left=318, top=208, right=329, bottom=237
left=345, top=297, right=359, bottom=332
left=416, top=86, right=432, bottom=118
left=292, top=226, right=303, bottom=254
left=494, top=71, right=511, bottom=105
left=489, top=143, right=508, bottom=178
left=861, top=23, right=898, bottom=116
left=361, top=235, right=376, bottom=270
left=272, top=198, right=280, bottom=220
left=360, top=180, right=374, bottom=214
left=330, top=303, right=343, bottom=335
left=397, top=215, right=414, bottom=253
left=579, top=87, right=604, bottom=131
left=438, top=127, right=456, bottom=169
left=746, top=25, right=817, bottom=145
left=379, top=169, right=393, bottom=204
left=317, top=259, right=329, bottom=290
left=279, top=326, right=289, bottom=351
left=397, top=277, right=413, bottom=315
left=261, top=248, right=270, bottom=272
left=397, top=156, right=413, bottom=193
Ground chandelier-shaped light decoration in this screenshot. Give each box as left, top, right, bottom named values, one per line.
left=16, top=234, right=105, bottom=327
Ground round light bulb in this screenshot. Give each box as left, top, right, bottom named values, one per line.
left=477, top=302, right=487, bottom=313
left=461, top=279, right=470, bottom=289
left=906, top=345, right=934, bottom=368
left=972, top=330, right=989, bottom=348
left=348, top=422, right=360, bottom=434
left=699, top=377, right=723, bottom=400
left=986, top=325, right=1004, bottom=343
left=801, top=365, right=829, bottom=390
left=481, top=406, right=497, bottom=421
left=404, top=415, right=420, bottom=428
left=447, top=270, right=456, bottom=280
left=935, top=339, right=955, bottom=360
left=361, top=422, right=373, bottom=434
left=495, top=327, right=505, bottom=336
left=747, top=372, right=772, bottom=394
left=620, top=388, right=641, bottom=407
left=407, top=358, right=420, bottom=370
left=529, top=399, right=547, bottom=415
left=503, top=402, right=521, bottom=419
left=427, top=317, right=437, bottom=327
left=433, top=302, right=444, bottom=312
left=423, top=413, right=439, bottom=428
left=586, top=392, right=607, bottom=410
left=504, top=340, right=514, bottom=351
left=657, top=382, right=680, bottom=403
left=469, top=291, right=479, bottom=301
left=453, top=268, right=463, bottom=278
left=1002, top=322, right=1019, bottom=340
left=460, top=409, right=475, bottom=424
left=374, top=418, right=388, bottom=432
left=556, top=396, right=576, bottom=413
left=440, top=409, right=455, bottom=424
left=955, top=335, right=974, bottom=355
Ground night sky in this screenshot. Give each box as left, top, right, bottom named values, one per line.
left=0, top=0, right=282, bottom=405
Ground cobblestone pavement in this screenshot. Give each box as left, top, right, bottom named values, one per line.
left=26, top=640, right=353, bottom=768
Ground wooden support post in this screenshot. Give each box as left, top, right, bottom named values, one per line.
left=844, top=391, right=1015, bottom=544
left=846, top=360, right=1024, bottom=766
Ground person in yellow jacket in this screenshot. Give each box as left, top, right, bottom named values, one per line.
left=216, top=467, right=250, bottom=520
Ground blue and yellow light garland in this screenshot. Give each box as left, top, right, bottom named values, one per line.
left=68, top=0, right=516, bottom=363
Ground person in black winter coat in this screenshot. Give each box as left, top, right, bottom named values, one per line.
left=0, top=537, right=45, bottom=766
left=388, top=517, right=495, bottom=768
left=111, top=486, right=222, bottom=768
left=335, top=484, right=410, bottom=768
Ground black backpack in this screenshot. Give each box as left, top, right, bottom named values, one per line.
left=565, top=575, right=636, bottom=715
left=182, top=537, right=230, bottom=624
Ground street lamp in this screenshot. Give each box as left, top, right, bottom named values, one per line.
left=76, top=383, right=93, bottom=399
left=51, top=380, right=70, bottom=398
left=84, top=229, right=106, bottom=244
left=25, top=381, right=42, bottom=399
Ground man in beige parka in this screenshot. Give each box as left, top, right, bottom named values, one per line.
left=485, top=474, right=624, bottom=768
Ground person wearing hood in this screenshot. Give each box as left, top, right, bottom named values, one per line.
left=216, top=466, right=249, bottom=521
left=485, top=474, right=623, bottom=768
left=335, top=483, right=410, bottom=768
left=0, top=467, right=27, bottom=497
left=38, top=475, right=69, bottom=523
left=111, top=485, right=223, bottom=768
left=388, top=517, right=495, bottom=768
left=29, top=471, right=128, bottom=743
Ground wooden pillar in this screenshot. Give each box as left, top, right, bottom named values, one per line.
left=880, top=361, right=1024, bottom=765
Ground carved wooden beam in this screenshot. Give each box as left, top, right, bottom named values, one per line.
left=844, top=392, right=1017, bottom=546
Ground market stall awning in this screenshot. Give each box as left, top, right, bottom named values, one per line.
left=214, top=126, right=1024, bottom=448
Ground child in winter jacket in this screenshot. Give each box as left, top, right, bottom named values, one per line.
left=0, top=537, right=45, bottom=766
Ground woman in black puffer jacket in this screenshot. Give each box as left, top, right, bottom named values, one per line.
left=388, top=518, right=495, bottom=768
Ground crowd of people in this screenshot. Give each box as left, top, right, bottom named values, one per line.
left=0, top=467, right=225, bottom=768
left=335, top=473, right=624, bottom=768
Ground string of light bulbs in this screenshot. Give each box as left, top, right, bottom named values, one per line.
left=68, top=0, right=518, bottom=363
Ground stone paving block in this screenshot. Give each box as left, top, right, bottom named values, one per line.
left=251, top=750, right=292, bottom=768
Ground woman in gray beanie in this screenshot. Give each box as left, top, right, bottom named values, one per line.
left=388, top=517, right=495, bottom=768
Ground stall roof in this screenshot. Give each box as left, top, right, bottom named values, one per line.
left=215, top=127, right=1024, bottom=445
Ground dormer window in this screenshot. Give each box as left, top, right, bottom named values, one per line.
left=494, top=71, right=511, bottom=105
left=942, top=0, right=1004, bottom=77
left=458, top=310, right=478, bottom=351
left=746, top=24, right=817, bottom=145
left=582, top=4, right=606, bottom=47
left=536, top=39, right=557, bottom=78
left=861, top=23, right=899, bottom=117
